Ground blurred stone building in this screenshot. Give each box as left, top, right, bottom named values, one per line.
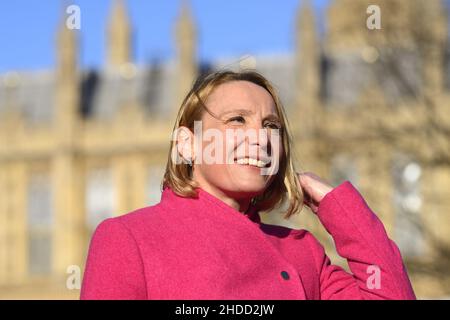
left=0, top=0, right=449, bottom=299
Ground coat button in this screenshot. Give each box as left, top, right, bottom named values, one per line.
left=280, top=271, right=290, bottom=280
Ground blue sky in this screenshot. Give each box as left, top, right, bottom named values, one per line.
left=0, top=0, right=329, bottom=73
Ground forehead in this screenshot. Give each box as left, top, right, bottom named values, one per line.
left=205, top=80, right=277, bottom=115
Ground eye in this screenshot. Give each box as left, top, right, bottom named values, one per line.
left=264, top=121, right=282, bottom=130
left=228, top=116, right=246, bottom=124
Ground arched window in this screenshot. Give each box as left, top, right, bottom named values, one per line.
left=85, top=168, right=115, bottom=234
left=392, top=153, right=424, bottom=257
left=27, top=172, right=53, bottom=275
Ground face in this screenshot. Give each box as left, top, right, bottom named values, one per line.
left=190, top=80, right=283, bottom=201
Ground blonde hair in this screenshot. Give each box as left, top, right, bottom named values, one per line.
left=162, top=70, right=304, bottom=219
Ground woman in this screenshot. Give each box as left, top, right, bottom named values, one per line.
left=80, top=70, right=416, bottom=300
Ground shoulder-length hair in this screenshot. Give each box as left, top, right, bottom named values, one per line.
left=162, top=70, right=304, bottom=219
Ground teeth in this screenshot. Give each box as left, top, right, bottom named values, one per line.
left=236, top=158, right=248, bottom=165
left=236, top=158, right=267, bottom=168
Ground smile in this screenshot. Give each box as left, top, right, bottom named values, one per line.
left=235, top=157, right=270, bottom=168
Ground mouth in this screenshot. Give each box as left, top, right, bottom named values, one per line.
left=234, top=157, right=271, bottom=168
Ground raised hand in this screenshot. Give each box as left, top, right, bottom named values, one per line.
left=298, top=172, right=334, bottom=214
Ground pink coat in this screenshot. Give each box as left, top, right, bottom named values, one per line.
left=80, top=181, right=416, bottom=300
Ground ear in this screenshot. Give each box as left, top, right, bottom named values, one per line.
left=176, top=126, right=195, bottom=164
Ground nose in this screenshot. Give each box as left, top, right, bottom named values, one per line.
left=247, top=118, right=273, bottom=145
left=246, top=123, right=270, bottom=157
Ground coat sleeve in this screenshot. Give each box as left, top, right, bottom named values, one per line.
left=80, top=218, right=147, bottom=300
left=308, top=181, right=416, bottom=300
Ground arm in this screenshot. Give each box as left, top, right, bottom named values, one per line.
left=310, top=180, right=416, bottom=300
left=80, top=218, right=147, bottom=300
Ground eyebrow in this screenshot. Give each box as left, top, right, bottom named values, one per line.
left=219, top=108, right=281, bottom=122
left=218, top=108, right=253, bottom=118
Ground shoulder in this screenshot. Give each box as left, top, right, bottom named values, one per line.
left=258, top=223, right=327, bottom=275
left=113, top=202, right=166, bottom=227
left=302, top=230, right=326, bottom=254
left=92, top=202, right=172, bottom=243
left=258, top=222, right=326, bottom=256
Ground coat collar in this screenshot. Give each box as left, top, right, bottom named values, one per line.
left=161, top=186, right=261, bottom=224
left=160, top=186, right=305, bottom=239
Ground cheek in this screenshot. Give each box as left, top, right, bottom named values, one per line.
left=277, top=145, right=284, bottom=162
left=194, top=133, right=231, bottom=181
left=271, top=131, right=283, bottom=150
left=193, top=127, right=281, bottom=192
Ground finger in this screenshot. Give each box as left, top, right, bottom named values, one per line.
left=299, top=172, right=319, bottom=189
left=297, top=173, right=311, bottom=190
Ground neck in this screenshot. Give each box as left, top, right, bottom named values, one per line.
left=194, top=177, right=252, bottom=214
left=205, top=186, right=252, bottom=213
left=221, top=193, right=252, bottom=214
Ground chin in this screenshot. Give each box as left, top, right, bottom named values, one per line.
left=224, top=171, right=272, bottom=196
left=229, top=182, right=268, bottom=198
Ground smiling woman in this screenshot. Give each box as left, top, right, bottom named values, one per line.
left=80, top=70, right=416, bottom=300
left=165, top=70, right=301, bottom=216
